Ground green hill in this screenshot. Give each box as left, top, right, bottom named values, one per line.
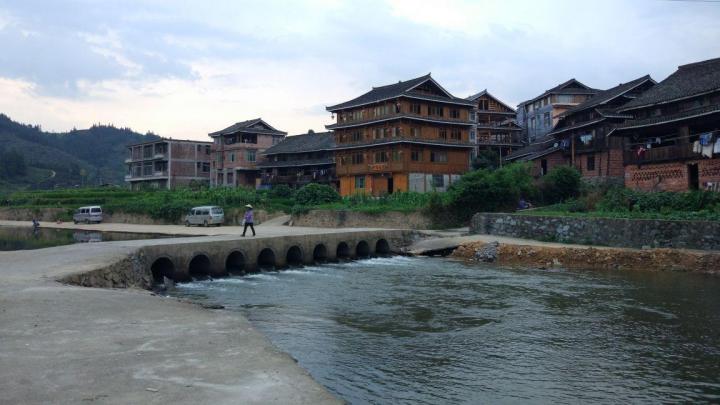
left=0, top=114, right=160, bottom=191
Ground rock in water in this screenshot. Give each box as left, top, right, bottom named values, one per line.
left=474, top=241, right=499, bottom=262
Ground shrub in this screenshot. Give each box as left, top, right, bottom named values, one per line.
left=295, top=184, right=340, bottom=206
left=540, top=165, right=581, bottom=204
left=268, top=184, right=295, bottom=199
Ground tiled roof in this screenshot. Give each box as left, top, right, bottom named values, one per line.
left=559, top=75, right=655, bottom=117
left=518, top=78, right=598, bottom=106
left=256, top=157, right=334, bottom=168
left=262, top=131, right=335, bottom=155
left=208, top=118, right=287, bottom=137
left=326, top=74, right=474, bottom=111
left=505, top=136, right=557, bottom=161
left=465, top=89, right=516, bottom=112
left=619, top=57, right=720, bottom=111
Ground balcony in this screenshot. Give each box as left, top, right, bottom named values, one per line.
left=335, top=135, right=472, bottom=149
left=327, top=111, right=472, bottom=130
left=261, top=174, right=337, bottom=186
left=618, top=103, right=720, bottom=130
left=623, top=144, right=696, bottom=165
left=337, top=162, right=405, bottom=175
left=125, top=171, right=169, bottom=181
left=153, top=153, right=166, bottom=159
left=476, top=134, right=522, bottom=146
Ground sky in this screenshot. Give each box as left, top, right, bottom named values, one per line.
left=0, top=0, right=718, bottom=140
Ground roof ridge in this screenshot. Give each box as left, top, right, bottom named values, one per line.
left=678, top=57, right=720, bottom=70
left=371, top=73, right=431, bottom=90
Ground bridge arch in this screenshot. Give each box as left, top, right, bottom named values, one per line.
left=375, top=239, right=390, bottom=255
left=226, top=250, right=246, bottom=274
left=257, top=248, right=277, bottom=270
left=286, top=246, right=304, bottom=267
left=188, top=253, right=211, bottom=280
left=356, top=240, right=371, bottom=258
left=150, top=256, right=175, bottom=284
left=313, top=244, right=328, bottom=262
left=336, top=242, right=350, bottom=259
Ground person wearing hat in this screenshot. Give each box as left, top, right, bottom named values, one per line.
left=242, top=204, right=255, bottom=237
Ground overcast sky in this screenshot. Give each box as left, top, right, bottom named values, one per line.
left=0, top=0, right=718, bottom=139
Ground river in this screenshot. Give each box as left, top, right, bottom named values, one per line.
left=171, top=256, right=720, bottom=404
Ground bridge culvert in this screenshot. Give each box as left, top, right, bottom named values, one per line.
left=258, top=248, right=276, bottom=270
left=375, top=239, right=390, bottom=255
left=226, top=251, right=245, bottom=274
left=188, top=254, right=211, bottom=280
left=286, top=246, right=303, bottom=267
left=313, top=244, right=328, bottom=263
left=336, top=242, right=350, bottom=260
left=150, top=257, right=175, bottom=284
left=356, top=240, right=371, bottom=258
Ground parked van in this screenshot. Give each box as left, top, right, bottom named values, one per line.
left=185, top=206, right=224, bottom=227
left=73, top=206, right=103, bottom=224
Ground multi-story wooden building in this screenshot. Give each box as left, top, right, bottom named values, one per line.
left=125, top=138, right=212, bottom=190
left=517, top=78, right=598, bottom=142
left=209, top=118, right=286, bottom=188
left=546, top=75, right=656, bottom=182
left=326, top=74, right=475, bottom=196
left=466, top=90, right=522, bottom=162
left=257, top=131, right=337, bottom=189
left=612, top=58, right=720, bottom=192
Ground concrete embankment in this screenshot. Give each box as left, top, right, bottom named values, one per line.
left=291, top=209, right=432, bottom=229
left=0, top=223, right=413, bottom=404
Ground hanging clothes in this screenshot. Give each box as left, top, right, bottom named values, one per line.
left=636, top=146, right=647, bottom=158
left=693, top=140, right=702, bottom=154
left=714, top=138, right=720, bottom=154
left=699, top=132, right=713, bottom=146
left=579, top=134, right=593, bottom=145
left=702, top=144, right=714, bottom=158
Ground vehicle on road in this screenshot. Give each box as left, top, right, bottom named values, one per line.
left=185, top=206, right=224, bottom=227
left=73, top=206, right=103, bottom=224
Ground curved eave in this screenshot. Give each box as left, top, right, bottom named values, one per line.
left=547, top=118, right=606, bottom=137
left=614, top=108, right=720, bottom=131
left=327, top=94, right=475, bottom=112
left=257, top=161, right=335, bottom=169
left=333, top=140, right=474, bottom=151
left=326, top=115, right=473, bottom=130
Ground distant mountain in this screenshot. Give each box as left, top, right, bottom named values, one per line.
left=0, top=114, right=160, bottom=191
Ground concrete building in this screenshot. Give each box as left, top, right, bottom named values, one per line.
left=209, top=118, right=287, bottom=188
left=613, top=57, right=720, bottom=192
left=326, top=74, right=475, bottom=196
left=125, top=138, right=212, bottom=190
left=257, top=131, right=338, bottom=190
left=517, top=78, right=598, bottom=143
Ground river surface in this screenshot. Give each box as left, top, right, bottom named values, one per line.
left=0, top=225, right=186, bottom=251
left=172, top=256, right=720, bottom=404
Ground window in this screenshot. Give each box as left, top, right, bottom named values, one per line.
left=355, top=175, right=365, bottom=189
left=432, top=174, right=444, bottom=188
left=530, top=117, right=535, bottom=130
left=411, top=128, right=420, bottom=137
left=351, top=131, right=362, bottom=142
left=478, top=100, right=488, bottom=110
left=373, top=105, right=390, bottom=117
left=392, top=150, right=400, bottom=161
left=340, top=156, right=348, bottom=166
left=430, top=151, right=448, bottom=162
left=352, top=153, right=364, bottom=164
left=246, top=150, right=256, bottom=162
left=205, top=145, right=210, bottom=154
left=230, top=152, right=236, bottom=162
left=469, top=112, right=477, bottom=122
left=544, top=112, right=551, bottom=127
left=450, top=109, right=460, bottom=119
left=392, top=127, right=402, bottom=137
left=375, top=151, right=388, bottom=163
left=411, top=150, right=422, bottom=161
left=587, top=155, right=595, bottom=171
left=373, top=128, right=381, bottom=139
left=557, top=95, right=573, bottom=104
left=410, top=103, right=421, bottom=114
left=439, top=129, right=447, bottom=140
left=202, top=162, right=210, bottom=172
left=450, top=129, right=461, bottom=140
left=429, top=105, right=444, bottom=116
left=470, top=130, right=476, bottom=141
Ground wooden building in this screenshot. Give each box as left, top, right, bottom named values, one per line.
left=257, top=131, right=337, bottom=189
left=612, top=58, right=720, bottom=192
left=208, top=118, right=286, bottom=188
left=125, top=138, right=211, bottom=190
left=516, top=79, right=598, bottom=143
left=326, top=74, right=475, bottom=196
left=466, top=90, right=522, bottom=162
left=547, top=75, right=656, bottom=182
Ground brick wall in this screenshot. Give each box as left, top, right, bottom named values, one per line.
left=624, top=162, right=689, bottom=192
left=700, top=158, right=720, bottom=188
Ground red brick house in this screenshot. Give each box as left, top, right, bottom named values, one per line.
left=612, top=57, right=720, bottom=192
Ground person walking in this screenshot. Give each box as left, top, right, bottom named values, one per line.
left=242, top=204, right=255, bottom=237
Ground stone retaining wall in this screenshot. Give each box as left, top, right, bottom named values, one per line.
left=291, top=209, right=431, bottom=229
left=470, top=213, right=720, bottom=251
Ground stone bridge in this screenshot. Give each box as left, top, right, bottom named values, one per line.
left=141, top=230, right=411, bottom=283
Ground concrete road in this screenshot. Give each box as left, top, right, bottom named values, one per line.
left=0, top=231, right=343, bottom=404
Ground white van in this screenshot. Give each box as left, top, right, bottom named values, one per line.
left=73, top=206, right=103, bottom=224
left=185, top=206, right=224, bottom=227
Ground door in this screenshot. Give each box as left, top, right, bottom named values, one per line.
left=688, top=163, right=699, bottom=190
left=387, top=177, right=394, bottom=194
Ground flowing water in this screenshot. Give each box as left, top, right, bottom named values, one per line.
left=172, top=256, right=720, bottom=404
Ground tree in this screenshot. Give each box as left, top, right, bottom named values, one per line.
left=471, top=149, right=501, bottom=170
left=540, top=165, right=581, bottom=204
left=0, top=149, right=27, bottom=178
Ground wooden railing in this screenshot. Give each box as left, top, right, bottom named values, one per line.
left=329, top=111, right=471, bottom=128
left=623, top=144, right=696, bottom=165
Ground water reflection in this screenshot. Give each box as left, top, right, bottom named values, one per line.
left=173, top=257, right=720, bottom=404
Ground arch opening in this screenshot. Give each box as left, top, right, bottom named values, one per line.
left=188, top=254, right=211, bottom=280
left=286, top=246, right=303, bottom=267
left=375, top=239, right=391, bottom=255
left=336, top=242, right=350, bottom=259
left=150, top=257, right=175, bottom=284
left=257, top=248, right=276, bottom=270
left=356, top=240, right=371, bottom=258
left=313, top=244, right=328, bottom=263
left=226, top=251, right=245, bottom=274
